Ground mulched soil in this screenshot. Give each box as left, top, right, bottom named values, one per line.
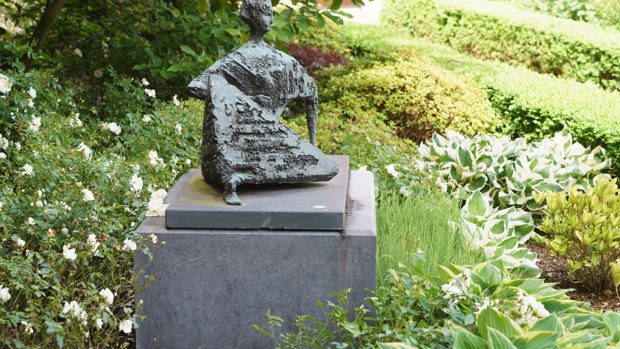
left=528, top=243, right=620, bottom=312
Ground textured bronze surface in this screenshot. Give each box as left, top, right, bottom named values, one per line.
left=188, top=0, right=338, bottom=205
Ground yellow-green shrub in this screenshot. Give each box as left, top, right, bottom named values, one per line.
left=535, top=178, right=620, bottom=292
left=320, top=60, right=501, bottom=142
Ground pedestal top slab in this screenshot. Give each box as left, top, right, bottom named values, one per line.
left=165, top=155, right=349, bottom=230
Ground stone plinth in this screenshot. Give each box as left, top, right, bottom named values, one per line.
left=135, top=169, right=376, bottom=349
left=165, top=155, right=349, bottom=231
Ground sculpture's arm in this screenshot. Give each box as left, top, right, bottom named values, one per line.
left=187, top=72, right=211, bottom=100
left=305, top=79, right=318, bottom=145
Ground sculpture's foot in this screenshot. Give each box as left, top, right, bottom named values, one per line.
left=224, top=180, right=242, bottom=205
left=224, top=191, right=241, bottom=206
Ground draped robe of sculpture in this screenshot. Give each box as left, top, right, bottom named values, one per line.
left=187, top=0, right=339, bottom=205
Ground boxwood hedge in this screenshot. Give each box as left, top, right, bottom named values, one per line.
left=383, top=0, right=620, bottom=91
left=335, top=24, right=620, bottom=171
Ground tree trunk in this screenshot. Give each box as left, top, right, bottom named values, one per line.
left=24, top=0, right=68, bottom=70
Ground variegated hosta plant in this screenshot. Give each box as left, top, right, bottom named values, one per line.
left=417, top=131, right=610, bottom=216
left=460, top=191, right=539, bottom=277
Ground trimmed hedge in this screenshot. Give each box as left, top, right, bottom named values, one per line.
left=318, top=59, right=501, bottom=143
left=383, top=0, right=620, bottom=91
left=336, top=24, right=620, bottom=171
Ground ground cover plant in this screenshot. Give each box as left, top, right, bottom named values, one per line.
left=383, top=0, right=620, bottom=91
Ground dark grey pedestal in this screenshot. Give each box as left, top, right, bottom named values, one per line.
left=135, top=169, right=376, bottom=349
left=165, top=156, right=350, bottom=231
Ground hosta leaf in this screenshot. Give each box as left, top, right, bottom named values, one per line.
left=466, top=191, right=489, bottom=217
left=487, top=328, right=518, bottom=349
left=453, top=326, right=488, bottom=349
left=477, top=305, right=522, bottom=340
left=512, top=331, right=558, bottom=349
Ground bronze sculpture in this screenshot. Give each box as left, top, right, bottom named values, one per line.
left=188, top=0, right=339, bottom=205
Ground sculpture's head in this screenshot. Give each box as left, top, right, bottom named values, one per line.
left=240, top=0, right=274, bottom=38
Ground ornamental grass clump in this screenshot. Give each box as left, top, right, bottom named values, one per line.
left=535, top=178, right=620, bottom=293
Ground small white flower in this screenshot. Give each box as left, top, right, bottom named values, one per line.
left=122, top=239, right=137, bottom=251
left=62, top=244, right=77, bottom=261
left=0, top=152, right=5, bottom=159
left=0, top=73, right=12, bottom=94
left=76, top=142, right=93, bottom=160
left=22, top=164, right=34, bottom=176
left=28, top=117, right=41, bottom=132
left=35, top=200, right=43, bottom=207
left=16, top=237, right=25, bottom=248
left=0, top=134, right=7, bottom=150
left=119, top=319, right=133, bottom=334
left=175, top=123, right=182, bottom=135
left=130, top=174, right=143, bottom=192
left=28, top=87, right=37, bottom=99
left=20, top=321, right=33, bottom=335
left=358, top=165, right=368, bottom=171
left=27, top=217, right=35, bottom=225
left=146, top=189, right=169, bottom=217
left=62, top=300, right=87, bottom=325
left=144, top=88, right=156, bottom=98
left=94, top=69, right=104, bottom=78
left=15, top=142, right=21, bottom=151
left=173, top=94, right=180, bottom=106
left=103, top=122, right=122, bottom=135
left=0, top=285, right=11, bottom=303
left=148, top=150, right=163, bottom=167
left=142, top=114, right=152, bottom=122
left=95, top=318, right=103, bottom=329
left=148, top=234, right=158, bottom=243
left=185, top=159, right=192, bottom=166
left=27, top=99, right=34, bottom=108
left=0, top=201, right=3, bottom=211
left=386, top=164, right=399, bottom=178
left=87, top=234, right=100, bottom=252
left=61, top=227, right=69, bottom=234
left=69, top=115, right=83, bottom=128
left=399, top=186, right=412, bottom=197
left=73, top=48, right=83, bottom=57
left=141, top=78, right=150, bottom=86
left=99, top=288, right=114, bottom=305
left=82, top=189, right=95, bottom=202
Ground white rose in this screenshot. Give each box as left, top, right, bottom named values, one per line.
left=99, top=288, right=114, bottom=305
left=0, top=73, right=12, bottom=94
left=82, top=189, right=95, bottom=202
left=0, top=285, right=11, bottom=303
left=130, top=174, right=143, bottom=192
left=28, top=87, right=37, bottom=99
left=62, top=244, right=77, bottom=261
left=144, top=88, right=156, bottom=98
left=28, top=117, right=41, bottom=132
left=119, top=319, right=133, bottom=334
left=122, top=239, right=137, bottom=251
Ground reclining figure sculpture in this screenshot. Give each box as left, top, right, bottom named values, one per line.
left=188, top=0, right=339, bottom=205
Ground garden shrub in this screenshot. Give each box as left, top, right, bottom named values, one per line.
left=0, top=68, right=202, bottom=347
left=320, top=60, right=500, bottom=143
left=417, top=131, right=608, bottom=214
left=383, top=0, right=620, bottom=91
left=341, top=25, right=620, bottom=173
left=258, top=256, right=618, bottom=348
left=535, top=177, right=620, bottom=293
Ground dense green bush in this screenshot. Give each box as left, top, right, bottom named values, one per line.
left=320, top=60, right=500, bottom=143
left=383, top=0, right=620, bottom=91
left=257, top=256, right=618, bottom=348
left=535, top=178, right=620, bottom=292
left=0, top=0, right=352, bottom=99
left=0, top=68, right=203, bottom=347
left=338, top=25, right=620, bottom=172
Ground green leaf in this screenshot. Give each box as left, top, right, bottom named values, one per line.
left=196, top=0, right=208, bottom=15
left=531, top=314, right=563, bottom=333
left=603, top=313, right=620, bottom=336
left=487, top=328, right=518, bottom=349
left=224, top=27, right=242, bottom=37
left=180, top=45, right=197, bottom=56
left=56, top=334, right=64, bottom=348
left=458, top=146, right=473, bottom=168
left=477, top=307, right=522, bottom=340
left=512, top=331, right=558, bottom=349
left=453, top=326, right=488, bottom=349
left=466, top=191, right=489, bottom=217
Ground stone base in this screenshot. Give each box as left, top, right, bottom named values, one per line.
left=135, top=170, right=376, bottom=349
